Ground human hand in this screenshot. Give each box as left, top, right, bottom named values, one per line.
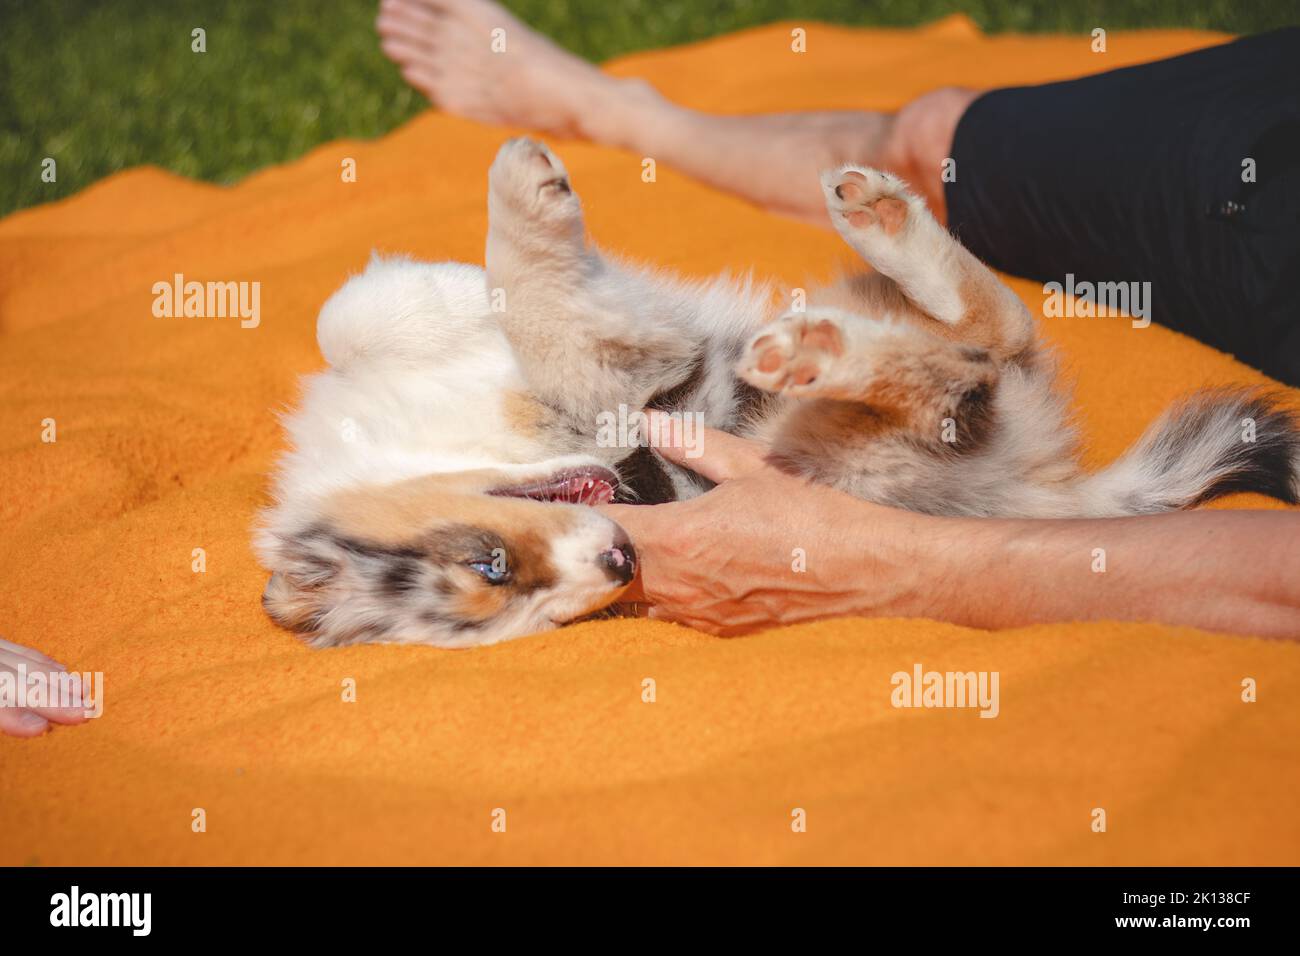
left=599, top=413, right=1300, bottom=641
left=0, top=637, right=91, bottom=738
left=597, top=412, right=951, bottom=635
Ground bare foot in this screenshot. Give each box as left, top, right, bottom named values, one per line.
left=376, top=0, right=652, bottom=138
left=375, top=0, right=975, bottom=225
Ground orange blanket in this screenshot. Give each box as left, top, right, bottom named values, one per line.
left=2, top=16, right=1297, bottom=865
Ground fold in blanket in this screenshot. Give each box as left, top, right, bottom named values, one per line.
left=1, top=16, right=1297, bottom=865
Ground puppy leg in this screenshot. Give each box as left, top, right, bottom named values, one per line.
left=486, top=136, right=587, bottom=288
left=485, top=137, right=699, bottom=429
left=820, top=165, right=1035, bottom=361
left=739, top=307, right=999, bottom=445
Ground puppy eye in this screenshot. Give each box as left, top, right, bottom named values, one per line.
left=467, top=560, right=511, bottom=585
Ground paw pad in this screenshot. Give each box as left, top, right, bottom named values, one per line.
left=739, top=315, right=845, bottom=395
left=825, top=167, right=910, bottom=236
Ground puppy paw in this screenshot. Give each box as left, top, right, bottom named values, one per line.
left=738, top=312, right=846, bottom=395
left=820, top=165, right=912, bottom=236
left=488, top=137, right=580, bottom=217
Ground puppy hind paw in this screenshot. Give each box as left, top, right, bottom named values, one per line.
left=738, top=312, right=845, bottom=395
left=820, top=165, right=912, bottom=235
left=489, top=136, right=579, bottom=211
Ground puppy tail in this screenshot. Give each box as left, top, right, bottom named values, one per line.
left=1081, top=387, right=1300, bottom=515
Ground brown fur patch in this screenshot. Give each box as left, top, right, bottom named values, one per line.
left=769, top=399, right=900, bottom=473
left=594, top=337, right=656, bottom=371
left=448, top=571, right=513, bottom=621
left=938, top=268, right=1036, bottom=359
left=318, top=472, right=588, bottom=606
left=811, top=264, right=1036, bottom=366
left=810, top=271, right=931, bottom=329
left=502, top=390, right=548, bottom=437
left=866, top=337, right=997, bottom=435
left=323, top=470, right=579, bottom=544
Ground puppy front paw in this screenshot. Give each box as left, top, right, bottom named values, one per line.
left=738, top=312, right=845, bottom=396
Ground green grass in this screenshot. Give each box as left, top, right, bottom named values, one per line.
left=2, top=0, right=1298, bottom=217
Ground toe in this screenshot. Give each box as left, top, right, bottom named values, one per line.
left=834, top=181, right=863, bottom=203
left=377, top=0, right=446, bottom=53
left=757, top=346, right=785, bottom=373
left=380, top=0, right=443, bottom=29
left=377, top=14, right=437, bottom=48
left=800, top=319, right=845, bottom=356
left=396, top=61, right=444, bottom=100
left=381, top=36, right=424, bottom=63
left=789, top=363, right=821, bottom=387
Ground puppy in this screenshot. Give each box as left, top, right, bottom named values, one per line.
left=256, top=138, right=1300, bottom=648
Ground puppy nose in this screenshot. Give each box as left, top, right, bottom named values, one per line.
left=598, top=532, right=636, bottom=586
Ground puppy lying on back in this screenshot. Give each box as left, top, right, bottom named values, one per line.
left=256, top=138, right=1300, bottom=648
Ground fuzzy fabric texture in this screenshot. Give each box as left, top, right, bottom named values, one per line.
left=2, top=16, right=1297, bottom=865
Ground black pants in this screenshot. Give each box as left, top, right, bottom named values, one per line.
left=945, top=28, right=1300, bottom=386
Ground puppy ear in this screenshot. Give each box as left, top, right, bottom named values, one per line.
left=261, top=571, right=326, bottom=636
left=259, top=527, right=406, bottom=646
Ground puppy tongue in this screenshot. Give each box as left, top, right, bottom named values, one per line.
left=490, top=466, right=619, bottom=506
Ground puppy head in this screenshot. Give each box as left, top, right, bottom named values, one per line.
left=260, top=462, right=635, bottom=649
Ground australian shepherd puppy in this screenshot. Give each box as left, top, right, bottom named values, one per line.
left=255, top=138, right=1300, bottom=648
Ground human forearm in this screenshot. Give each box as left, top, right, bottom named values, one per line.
left=603, top=422, right=1300, bottom=640
left=922, top=510, right=1300, bottom=639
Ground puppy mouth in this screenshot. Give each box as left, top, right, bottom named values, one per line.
left=487, top=465, right=619, bottom=506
